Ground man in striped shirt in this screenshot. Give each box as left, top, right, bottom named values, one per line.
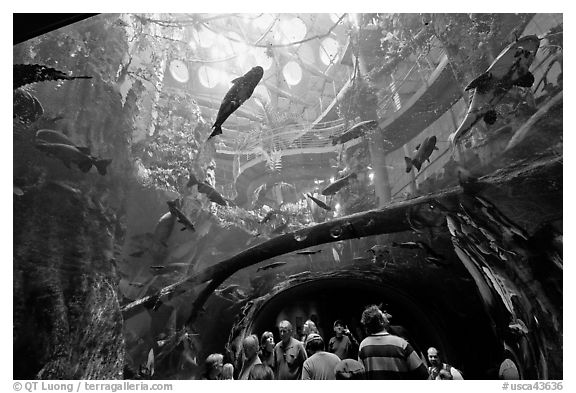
left=358, top=305, right=428, bottom=379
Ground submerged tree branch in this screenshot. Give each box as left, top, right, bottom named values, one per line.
left=121, top=155, right=561, bottom=322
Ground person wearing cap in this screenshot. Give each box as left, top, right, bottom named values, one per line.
left=301, top=333, right=341, bottom=380
left=328, top=320, right=359, bottom=360
left=274, top=320, right=307, bottom=380
left=358, top=305, right=428, bottom=379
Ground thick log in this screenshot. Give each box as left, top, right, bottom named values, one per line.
left=121, top=155, right=561, bottom=319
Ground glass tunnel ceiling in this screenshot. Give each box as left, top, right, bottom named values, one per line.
left=165, top=13, right=350, bottom=131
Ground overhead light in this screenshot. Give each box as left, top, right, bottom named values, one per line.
left=278, top=17, right=307, bottom=44
left=169, top=60, right=189, bottom=83
left=283, top=61, right=302, bottom=86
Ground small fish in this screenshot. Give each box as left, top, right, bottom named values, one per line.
left=187, top=173, right=227, bottom=206
left=36, top=129, right=91, bottom=155
left=153, top=211, right=177, bottom=248
left=321, top=173, right=357, bottom=196
left=150, top=265, right=166, bottom=270
left=425, top=256, right=449, bottom=266
left=13, top=88, right=44, bottom=123
left=296, top=250, right=322, bottom=255
left=35, top=142, right=112, bottom=175
left=331, top=119, right=378, bottom=145
left=392, top=241, right=445, bottom=261
left=207, top=66, right=264, bottom=140
left=391, top=241, right=425, bottom=250
left=449, top=35, right=540, bottom=145
left=306, top=193, right=332, bottom=211
left=256, top=262, right=288, bottom=272
left=129, top=282, right=145, bottom=288
left=405, top=135, right=438, bottom=173
left=166, top=199, right=195, bottom=232
left=13, top=185, right=24, bottom=196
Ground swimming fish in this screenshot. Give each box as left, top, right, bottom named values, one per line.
left=405, top=135, right=438, bottom=173
left=152, top=209, right=177, bottom=249
left=35, top=142, right=112, bottom=175
left=149, top=265, right=167, bottom=270
left=14, top=88, right=44, bottom=123
left=296, top=250, right=322, bottom=255
left=256, top=262, right=288, bottom=272
left=321, top=172, right=357, bottom=196
left=166, top=199, right=195, bottom=232
left=450, top=35, right=540, bottom=145
left=391, top=241, right=445, bottom=262
left=306, top=193, right=332, bottom=211
left=36, top=129, right=91, bottom=155
left=187, top=173, right=227, bottom=206
left=331, top=119, right=378, bottom=145
left=207, top=66, right=264, bottom=140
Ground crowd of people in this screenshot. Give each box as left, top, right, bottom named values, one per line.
left=200, top=304, right=463, bottom=380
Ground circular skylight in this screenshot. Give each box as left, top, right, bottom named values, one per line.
left=169, top=60, right=189, bottom=83
left=283, top=61, right=302, bottom=85
left=278, top=17, right=307, bottom=44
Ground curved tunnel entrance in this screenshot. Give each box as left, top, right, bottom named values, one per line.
left=242, top=274, right=502, bottom=379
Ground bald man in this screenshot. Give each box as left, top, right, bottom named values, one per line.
left=427, top=347, right=464, bottom=380
left=238, top=334, right=262, bottom=380
left=274, top=320, right=307, bottom=379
